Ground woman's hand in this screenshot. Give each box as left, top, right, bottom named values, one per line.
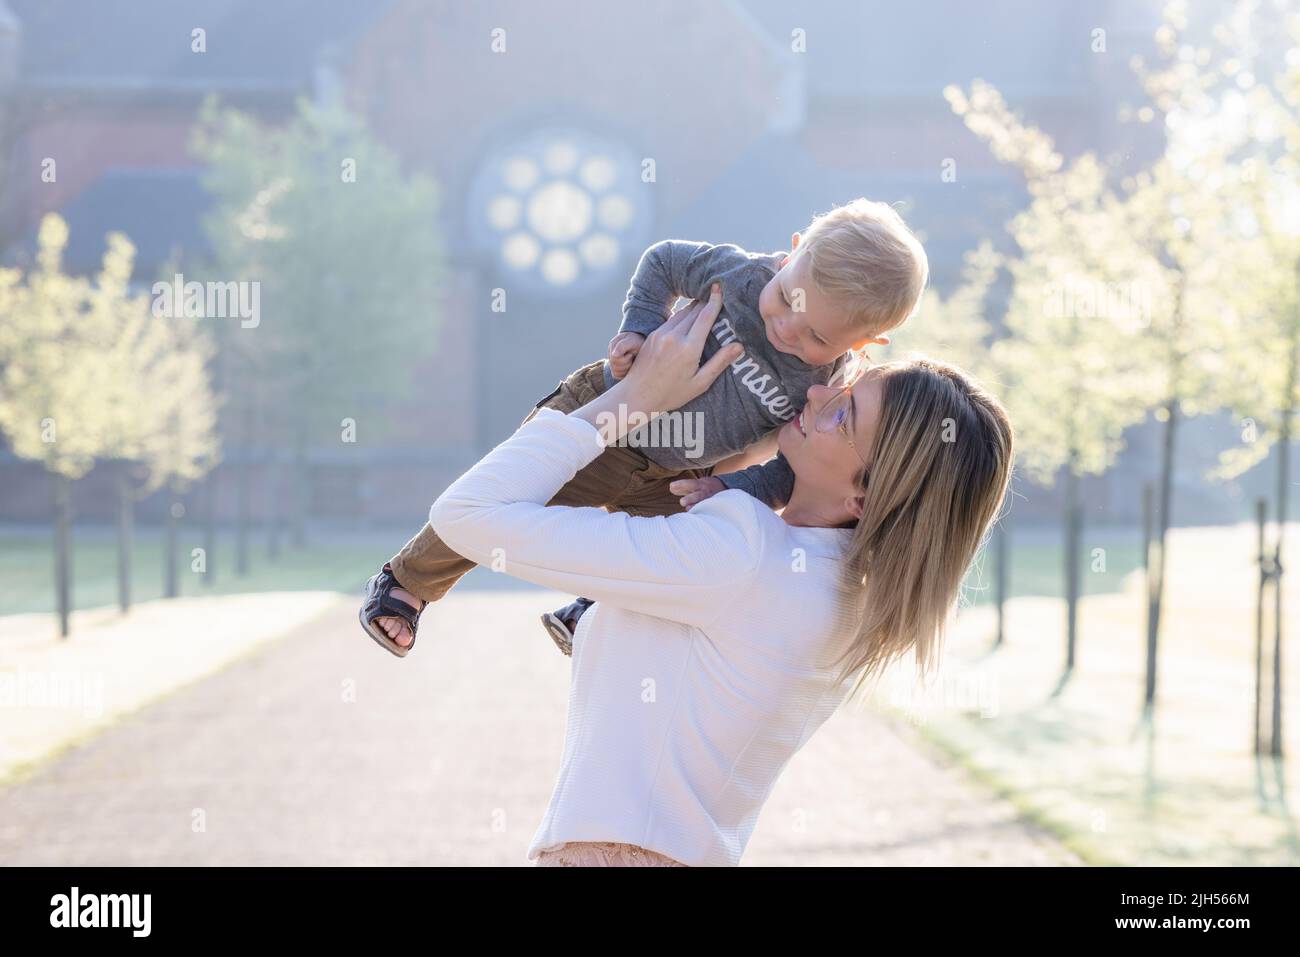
left=619, top=284, right=744, bottom=413
left=572, top=284, right=743, bottom=448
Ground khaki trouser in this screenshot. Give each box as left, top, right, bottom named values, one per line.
left=388, top=358, right=716, bottom=604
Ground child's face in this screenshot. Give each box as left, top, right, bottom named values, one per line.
left=757, top=237, right=888, bottom=366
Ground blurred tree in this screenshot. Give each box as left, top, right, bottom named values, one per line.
left=192, top=96, right=444, bottom=548
left=1113, top=0, right=1291, bottom=724
left=1118, top=158, right=1237, bottom=719
left=946, top=81, right=1159, bottom=687
left=879, top=239, right=1001, bottom=378
left=88, top=233, right=220, bottom=608
left=0, top=215, right=106, bottom=635
left=0, top=215, right=220, bottom=632
left=1144, top=0, right=1300, bottom=756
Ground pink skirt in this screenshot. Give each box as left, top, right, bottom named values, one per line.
left=533, top=841, right=688, bottom=867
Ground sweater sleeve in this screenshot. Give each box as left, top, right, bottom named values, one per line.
left=714, top=452, right=796, bottom=510
left=429, top=406, right=768, bottom=630
left=619, top=239, right=762, bottom=339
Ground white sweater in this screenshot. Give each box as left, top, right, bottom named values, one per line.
left=429, top=406, right=865, bottom=867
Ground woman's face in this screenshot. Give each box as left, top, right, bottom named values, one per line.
left=777, top=367, right=885, bottom=521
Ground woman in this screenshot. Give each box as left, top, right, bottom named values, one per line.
left=429, top=291, right=1014, bottom=867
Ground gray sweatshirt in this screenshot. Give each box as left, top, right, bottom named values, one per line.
left=600, top=239, right=847, bottom=509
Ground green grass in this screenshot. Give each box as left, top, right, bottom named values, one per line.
left=962, top=528, right=1145, bottom=606
left=0, top=527, right=383, bottom=616
left=1, top=522, right=1145, bottom=619
left=0, top=522, right=551, bottom=618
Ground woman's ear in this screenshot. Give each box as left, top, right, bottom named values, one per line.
left=790, top=231, right=801, bottom=252
left=844, top=490, right=866, bottom=522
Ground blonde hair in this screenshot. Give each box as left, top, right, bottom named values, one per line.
left=831, top=356, right=1015, bottom=703
left=795, top=198, right=929, bottom=336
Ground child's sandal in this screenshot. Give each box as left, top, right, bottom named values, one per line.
left=359, top=563, right=423, bottom=658
left=539, top=596, right=594, bottom=657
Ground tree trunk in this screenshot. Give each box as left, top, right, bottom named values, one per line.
left=1275, top=259, right=1300, bottom=759
left=1145, top=397, right=1179, bottom=712
left=236, top=409, right=251, bottom=576
left=164, top=484, right=179, bottom=599
left=52, top=472, right=72, bottom=638
left=1270, top=344, right=1295, bottom=759
left=1146, top=272, right=1185, bottom=718
left=267, top=454, right=282, bottom=560
left=1063, top=468, right=1080, bottom=673
left=203, top=469, right=217, bottom=587
left=291, top=431, right=308, bottom=547
left=1142, top=483, right=1156, bottom=713
left=117, top=472, right=133, bottom=613
left=1254, top=498, right=1269, bottom=755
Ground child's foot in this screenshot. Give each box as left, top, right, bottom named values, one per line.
left=359, top=562, right=426, bottom=657
left=539, top=596, right=594, bottom=657
left=376, top=586, right=424, bottom=648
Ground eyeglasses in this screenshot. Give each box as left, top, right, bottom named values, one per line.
left=813, top=381, right=869, bottom=467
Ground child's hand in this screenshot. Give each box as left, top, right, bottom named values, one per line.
left=668, top=476, right=726, bottom=510
left=608, top=332, right=646, bottom=380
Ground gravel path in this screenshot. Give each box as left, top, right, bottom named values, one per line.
left=0, top=590, right=1083, bottom=866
